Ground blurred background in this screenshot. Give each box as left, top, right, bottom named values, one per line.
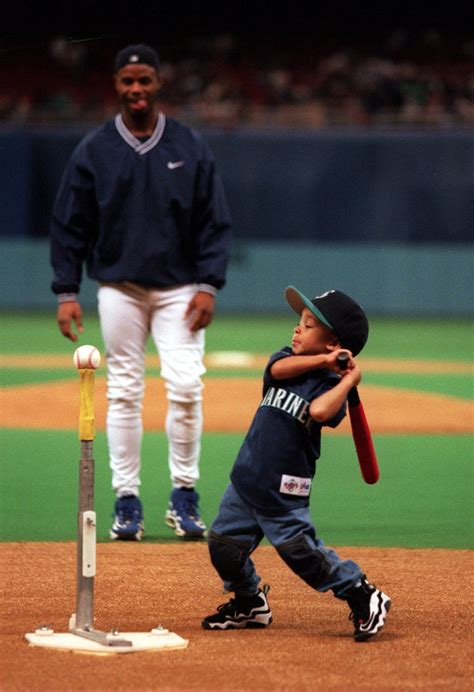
left=0, top=3, right=473, bottom=316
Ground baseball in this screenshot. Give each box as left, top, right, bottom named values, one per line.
left=73, top=345, right=101, bottom=370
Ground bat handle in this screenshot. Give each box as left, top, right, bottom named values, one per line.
left=347, top=386, right=360, bottom=406
left=336, top=352, right=350, bottom=369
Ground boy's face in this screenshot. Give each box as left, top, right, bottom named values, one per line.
left=291, top=307, right=339, bottom=355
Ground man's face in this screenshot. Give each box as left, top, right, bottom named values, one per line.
left=114, top=64, right=161, bottom=117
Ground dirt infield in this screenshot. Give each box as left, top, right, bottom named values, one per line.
left=2, top=354, right=472, bottom=434
left=2, top=353, right=473, bottom=374
left=1, top=376, right=473, bottom=434
left=2, top=543, right=473, bottom=690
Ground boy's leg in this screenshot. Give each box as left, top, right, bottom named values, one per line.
left=260, top=506, right=391, bottom=640
left=208, top=484, right=263, bottom=595
left=259, top=506, right=363, bottom=596
left=202, top=484, right=272, bottom=630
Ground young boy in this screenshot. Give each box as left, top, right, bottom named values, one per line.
left=202, top=286, right=391, bottom=641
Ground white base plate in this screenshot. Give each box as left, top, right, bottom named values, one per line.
left=25, top=628, right=188, bottom=654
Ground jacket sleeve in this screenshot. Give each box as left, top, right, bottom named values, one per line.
left=191, top=141, right=232, bottom=290
left=50, top=148, right=98, bottom=295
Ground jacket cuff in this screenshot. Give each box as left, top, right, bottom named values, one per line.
left=57, top=293, right=79, bottom=303
left=197, top=283, right=217, bottom=297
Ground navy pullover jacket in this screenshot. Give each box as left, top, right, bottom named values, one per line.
left=50, top=114, right=232, bottom=295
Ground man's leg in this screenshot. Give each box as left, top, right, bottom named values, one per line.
left=98, top=284, right=149, bottom=539
left=150, top=285, right=207, bottom=537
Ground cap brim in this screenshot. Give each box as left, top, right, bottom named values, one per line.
left=284, top=286, right=333, bottom=329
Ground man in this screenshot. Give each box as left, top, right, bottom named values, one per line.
left=50, top=43, right=232, bottom=541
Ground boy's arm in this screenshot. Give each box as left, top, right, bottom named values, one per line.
left=310, top=363, right=361, bottom=423
left=270, top=349, right=354, bottom=380
left=270, top=353, right=331, bottom=379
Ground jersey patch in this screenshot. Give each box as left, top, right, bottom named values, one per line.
left=279, top=474, right=311, bottom=497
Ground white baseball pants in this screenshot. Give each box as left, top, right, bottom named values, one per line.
left=97, top=283, right=205, bottom=497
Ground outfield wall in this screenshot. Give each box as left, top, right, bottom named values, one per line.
left=1, top=238, right=472, bottom=316
left=0, top=127, right=472, bottom=315
left=1, top=128, right=473, bottom=243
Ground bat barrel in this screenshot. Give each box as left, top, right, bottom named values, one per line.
left=336, top=353, right=380, bottom=485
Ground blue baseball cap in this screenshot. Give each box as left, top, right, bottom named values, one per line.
left=114, top=44, right=160, bottom=72
left=285, top=286, right=369, bottom=355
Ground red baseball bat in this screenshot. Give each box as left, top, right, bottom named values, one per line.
left=337, top=354, right=379, bottom=484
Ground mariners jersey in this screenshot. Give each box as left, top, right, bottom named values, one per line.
left=50, top=113, right=232, bottom=294
left=230, top=347, right=346, bottom=514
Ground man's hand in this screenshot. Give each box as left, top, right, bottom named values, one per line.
left=184, top=291, right=215, bottom=331
left=57, top=301, right=84, bottom=341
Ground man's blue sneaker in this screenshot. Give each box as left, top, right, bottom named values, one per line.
left=110, top=494, right=144, bottom=541
left=165, top=488, right=207, bottom=539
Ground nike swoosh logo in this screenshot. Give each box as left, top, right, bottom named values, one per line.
left=167, top=160, right=185, bottom=169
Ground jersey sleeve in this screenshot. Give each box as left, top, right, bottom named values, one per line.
left=50, top=144, right=98, bottom=295
left=262, top=347, right=293, bottom=391
left=190, top=138, right=232, bottom=290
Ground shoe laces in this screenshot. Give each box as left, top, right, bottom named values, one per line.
left=217, top=597, right=238, bottom=616
left=116, top=497, right=141, bottom=523
left=347, top=578, right=372, bottom=624
left=118, top=507, right=136, bottom=523
left=174, top=493, right=200, bottom=519
left=217, top=592, right=260, bottom=616
left=349, top=610, right=364, bottom=625
left=217, top=584, right=270, bottom=613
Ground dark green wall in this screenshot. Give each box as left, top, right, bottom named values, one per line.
left=1, top=239, right=472, bottom=316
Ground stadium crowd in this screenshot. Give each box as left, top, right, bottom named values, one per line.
left=1, top=28, right=473, bottom=129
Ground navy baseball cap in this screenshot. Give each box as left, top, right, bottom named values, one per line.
left=285, top=286, right=369, bottom=355
left=114, top=44, right=160, bottom=72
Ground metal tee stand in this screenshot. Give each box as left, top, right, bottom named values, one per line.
left=25, top=352, right=188, bottom=654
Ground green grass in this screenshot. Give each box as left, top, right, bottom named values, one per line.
left=1, top=312, right=473, bottom=360
left=1, top=313, right=473, bottom=550
left=211, top=315, right=474, bottom=361
left=2, top=313, right=472, bottom=394
left=1, top=429, right=472, bottom=548
left=0, top=370, right=83, bottom=386
left=2, top=368, right=472, bottom=400
left=362, top=373, right=473, bottom=400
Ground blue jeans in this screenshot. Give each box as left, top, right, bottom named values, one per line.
left=209, top=483, right=362, bottom=599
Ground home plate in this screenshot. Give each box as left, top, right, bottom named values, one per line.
left=25, top=627, right=188, bottom=654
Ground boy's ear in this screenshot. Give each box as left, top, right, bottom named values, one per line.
left=326, top=339, right=341, bottom=352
